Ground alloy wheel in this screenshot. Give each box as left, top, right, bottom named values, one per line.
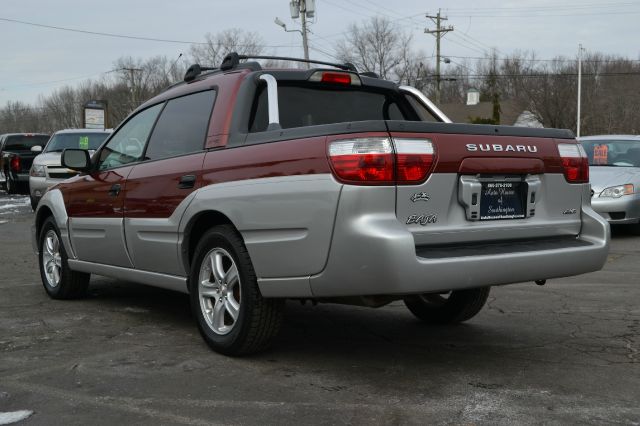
left=42, top=230, right=62, bottom=288
left=198, top=248, right=241, bottom=335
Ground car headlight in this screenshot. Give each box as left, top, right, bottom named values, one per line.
left=599, top=184, right=634, bottom=198
left=30, top=164, right=46, bottom=177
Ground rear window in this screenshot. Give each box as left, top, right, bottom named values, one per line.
left=580, top=139, right=640, bottom=167
left=4, top=135, right=50, bottom=150
left=249, top=84, right=416, bottom=132
left=45, top=132, right=110, bottom=152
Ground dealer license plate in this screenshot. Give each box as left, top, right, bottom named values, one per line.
left=480, top=181, right=526, bottom=220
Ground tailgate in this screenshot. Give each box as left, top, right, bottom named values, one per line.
left=387, top=122, right=585, bottom=247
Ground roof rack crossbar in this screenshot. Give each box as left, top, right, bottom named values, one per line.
left=221, top=53, right=357, bottom=72
left=184, top=64, right=218, bottom=82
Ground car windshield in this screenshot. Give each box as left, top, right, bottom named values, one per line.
left=580, top=139, right=640, bottom=167
left=4, top=135, right=50, bottom=150
left=45, top=132, right=110, bottom=152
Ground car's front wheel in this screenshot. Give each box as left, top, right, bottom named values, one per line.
left=403, top=287, right=490, bottom=324
left=38, top=217, right=90, bottom=299
left=189, top=225, right=284, bottom=356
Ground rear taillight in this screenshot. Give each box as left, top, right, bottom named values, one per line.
left=329, top=138, right=394, bottom=183
left=328, top=137, right=435, bottom=185
left=394, top=138, right=435, bottom=183
left=10, top=155, right=21, bottom=172
left=558, top=143, right=589, bottom=183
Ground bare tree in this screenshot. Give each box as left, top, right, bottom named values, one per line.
left=335, top=17, right=412, bottom=80
left=189, top=28, right=264, bottom=66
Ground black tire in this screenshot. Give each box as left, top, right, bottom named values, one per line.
left=5, top=174, right=16, bottom=194
left=38, top=217, right=90, bottom=299
left=30, top=196, right=38, bottom=211
left=404, top=287, right=491, bottom=324
left=189, top=225, right=284, bottom=356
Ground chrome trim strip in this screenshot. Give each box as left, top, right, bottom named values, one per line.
left=399, top=85, right=452, bottom=123
left=259, top=74, right=281, bottom=130
left=68, top=260, right=188, bottom=294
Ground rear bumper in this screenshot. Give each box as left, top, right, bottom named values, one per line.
left=302, top=184, right=609, bottom=298
left=12, top=172, right=30, bottom=183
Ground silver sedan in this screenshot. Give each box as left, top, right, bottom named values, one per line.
left=580, top=135, right=640, bottom=229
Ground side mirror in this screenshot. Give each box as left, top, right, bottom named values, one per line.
left=62, top=149, right=91, bottom=172
left=30, top=145, right=42, bottom=153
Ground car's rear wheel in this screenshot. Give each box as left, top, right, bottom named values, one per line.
left=30, top=196, right=38, bottom=211
left=5, top=174, right=17, bottom=194
left=189, top=225, right=284, bottom=356
left=38, top=217, right=90, bottom=299
left=403, top=287, right=490, bottom=324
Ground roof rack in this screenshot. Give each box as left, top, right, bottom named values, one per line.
left=220, top=52, right=358, bottom=72
left=183, top=52, right=359, bottom=82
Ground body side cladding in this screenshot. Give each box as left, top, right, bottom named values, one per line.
left=178, top=174, right=342, bottom=296
left=68, top=260, right=188, bottom=293
left=33, top=188, right=75, bottom=258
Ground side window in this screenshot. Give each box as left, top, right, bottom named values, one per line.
left=97, top=103, right=163, bottom=171
left=144, top=90, right=216, bottom=161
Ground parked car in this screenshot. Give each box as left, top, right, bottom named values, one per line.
left=33, top=53, right=609, bottom=356
left=29, top=129, right=112, bottom=209
left=0, top=133, right=50, bottom=194
left=579, top=135, right=640, bottom=230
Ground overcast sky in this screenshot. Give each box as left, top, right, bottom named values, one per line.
left=1, top=0, right=639, bottom=105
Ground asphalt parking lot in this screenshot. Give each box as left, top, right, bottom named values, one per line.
left=0, top=189, right=638, bottom=425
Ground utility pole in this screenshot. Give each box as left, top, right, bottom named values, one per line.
left=275, top=0, right=314, bottom=68
left=120, top=67, right=143, bottom=110
left=576, top=44, right=584, bottom=138
left=425, top=9, right=453, bottom=105
left=299, top=0, right=310, bottom=64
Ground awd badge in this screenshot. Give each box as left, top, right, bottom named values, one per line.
left=410, top=192, right=430, bottom=202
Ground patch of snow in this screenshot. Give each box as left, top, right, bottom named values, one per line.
left=0, top=410, right=34, bottom=425
left=0, top=220, right=8, bottom=225
left=0, top=204, right=25, bottom=210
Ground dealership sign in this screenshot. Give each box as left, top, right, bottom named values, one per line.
left=83, top=100, right=107, bottom=130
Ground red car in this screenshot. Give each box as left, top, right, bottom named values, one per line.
left=33, top=54, right=609, bottom=355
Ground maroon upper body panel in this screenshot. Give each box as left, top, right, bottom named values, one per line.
left=390, top=132, right=567, bottom=175
left=201, top=136, right=331, bottom=186
left=124, top=152, right=205, bottom=219
left=59, top=166, right=133, bottom=218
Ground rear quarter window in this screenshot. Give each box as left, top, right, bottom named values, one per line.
left=144, top=90, right=216, bottom=161
left=249, top=84, right=413, bottom=132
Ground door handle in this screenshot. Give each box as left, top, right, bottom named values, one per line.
left=108, top=183, right=121, bottom=197
left=178, top=175, right=196, bottom=189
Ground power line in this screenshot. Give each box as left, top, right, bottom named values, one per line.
left=1, top=70, right=117, bottom=90
left=442, top=72, right=640, bottom=80
left=443, top=54, right=640, bottom=63
left=446, top=10, right=640, bottom=18
left=0, top=17, right=297, bottom=48
left=444, top=1, right=637, bottom=11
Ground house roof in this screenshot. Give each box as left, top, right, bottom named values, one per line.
left=439, top=100, right=522, bottom=125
